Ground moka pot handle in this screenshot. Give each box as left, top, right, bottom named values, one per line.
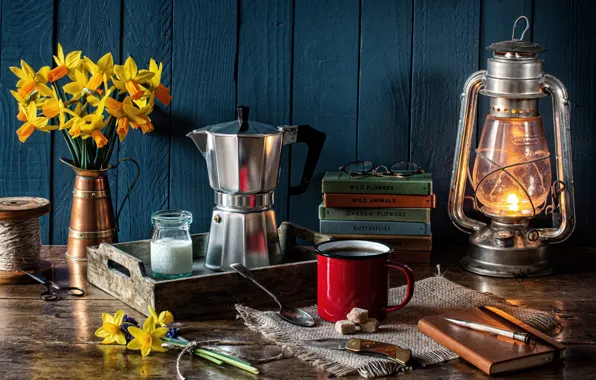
left=289, top=125, right=326, bottom=196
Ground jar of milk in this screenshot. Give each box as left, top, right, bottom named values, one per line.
left=151, top=210, right=193, bottom=279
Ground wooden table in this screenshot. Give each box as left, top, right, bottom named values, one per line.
left=1, top=246, right=594, bottom=379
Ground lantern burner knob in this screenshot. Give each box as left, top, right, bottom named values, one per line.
left=495, top=229, right=514, bottom=247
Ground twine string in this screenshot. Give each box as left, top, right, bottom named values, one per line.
left=0, top=218, right=41, bottom=271
left=164, top=339, right=283, bottom=379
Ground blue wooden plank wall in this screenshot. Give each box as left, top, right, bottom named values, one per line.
left=1, top=0, right=595, bottom=247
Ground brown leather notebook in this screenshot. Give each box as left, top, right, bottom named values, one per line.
left=418, top=306, right=565, bottom=375
left=323, top=193, right=436, bottom=208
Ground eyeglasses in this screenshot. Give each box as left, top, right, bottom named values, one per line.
left=339, top=161, right=424, bottom=178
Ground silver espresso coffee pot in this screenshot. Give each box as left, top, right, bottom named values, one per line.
left=188, top=106, right=326, bottom=271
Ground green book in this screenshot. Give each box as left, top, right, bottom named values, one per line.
left=319, top=203, right=430, bottom=222
left=322, top=172, right=432, bottom=195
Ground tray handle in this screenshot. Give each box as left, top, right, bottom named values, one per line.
left=98, top=243, right=147, bottom=281
left=278, top=222, right=332, bottom=254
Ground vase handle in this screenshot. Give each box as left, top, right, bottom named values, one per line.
left=110, top=157, right=141, bottom=232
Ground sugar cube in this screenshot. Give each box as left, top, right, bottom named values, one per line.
left=360, top=318, right=379, bottom=333
left=347, top=308, right=369, bottom=324
left=335, top=320, right=356, bottom=335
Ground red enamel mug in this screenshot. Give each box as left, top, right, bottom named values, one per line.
left=315, top=240, right=415, bottom=322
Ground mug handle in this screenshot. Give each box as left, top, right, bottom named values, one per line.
left=383, top=261, right=415, bottom=312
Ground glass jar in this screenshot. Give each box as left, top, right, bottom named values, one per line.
left=150, top=210, right=193, bottom=279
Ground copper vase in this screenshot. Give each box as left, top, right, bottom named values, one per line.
left=62, top=159, right=117, bottom=261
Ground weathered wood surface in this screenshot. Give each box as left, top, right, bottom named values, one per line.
left=117, top=0, right=172, bottom=243
left=169, top=0, right=237, bottom=235
left=0, top=0, right=54, bottom=243
left=1, top=244, right=596, bottom=379
left=290, top=0, right=360, bottom=231
left=236, top=0, right=293, bottom=227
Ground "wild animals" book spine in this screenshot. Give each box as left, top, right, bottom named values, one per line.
left=323, top=193, right=436, bottom=208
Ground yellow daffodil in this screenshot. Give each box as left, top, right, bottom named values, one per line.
left=133, top=95, right=155, bottom=134
left=79, top=101, right=110, bottom=147
left=10, top=60, right=53, bottom=98
left=11, top=90, right=44, bottom=121
left=16, top=102, right=53, bottom=142
left=113, top=57, right=154, bottom=100
left=74, top=87, right=113, bottom=147
left=127, top=316, right=168, bottom=357
left=59, top=102, right=85, bottom=136
left=48, top=43, right=82, bottom=82
left=139, top=59, right=171, bottom=106
left=148, top=305, right=174, bottom=328
left=68, top=116, right=87, bottom=139
left=63, top=69, right=91, bottom=101
left=95, top=310, right=126, bottom=345
left=84, top=53, right=114, bottom=91
left=42, top=87, right=63, bottom=118
left=106, top=96, right=147, bottom=141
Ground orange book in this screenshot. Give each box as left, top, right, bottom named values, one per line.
left=323, top=193, right=436, bottom=208
left=418, top=306, right=565, bottom=375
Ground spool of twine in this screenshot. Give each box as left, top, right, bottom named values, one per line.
left=0, top=197, right=50, bottom=273
left=0, top=218, right=41, bottom=271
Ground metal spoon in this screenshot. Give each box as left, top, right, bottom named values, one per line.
left=230, top=263, right=315, bottom=327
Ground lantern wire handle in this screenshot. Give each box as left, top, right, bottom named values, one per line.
left=512, top=16, right=530, bottom=41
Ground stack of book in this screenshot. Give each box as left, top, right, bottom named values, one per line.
left=319, top=172, right=435, bottom=263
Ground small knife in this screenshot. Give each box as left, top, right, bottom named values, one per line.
left=303, top=338, right=412, bottom=365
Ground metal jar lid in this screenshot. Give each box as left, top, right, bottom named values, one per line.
left=0, top=197, right=51, bottom=220
left=200, top=106, right=282, bottom=136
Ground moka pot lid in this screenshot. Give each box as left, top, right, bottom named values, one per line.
left=199, top=106, right=282, bottom=136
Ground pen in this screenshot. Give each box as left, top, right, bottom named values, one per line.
left=445, top=318, right=535, bottom=344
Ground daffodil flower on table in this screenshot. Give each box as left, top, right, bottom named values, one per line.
left=113, top=57, right=154, bottom=101
left=148, top=305, right=174, bottom=328
left=9, top=60, right=53, bottom=98
left=48, top=43, right=81, bottom=82
left=94, top=310, right=127, bottom=345
left=127, top=316, right=169, bottom=357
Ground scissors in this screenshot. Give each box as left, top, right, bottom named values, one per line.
left=20, top=269, right=85, bottom=301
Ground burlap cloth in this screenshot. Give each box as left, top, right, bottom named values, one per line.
left=236, top=275, right=560, bottom=378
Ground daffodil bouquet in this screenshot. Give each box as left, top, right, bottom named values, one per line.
left=9, top=43, right=172, bottom=169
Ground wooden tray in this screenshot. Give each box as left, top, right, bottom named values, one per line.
left=86, top=223, right=331, bottom=319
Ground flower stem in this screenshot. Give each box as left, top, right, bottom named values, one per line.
left=81, top=139, right=87, bottom=169
left=162, top=338, right=259, bottom=375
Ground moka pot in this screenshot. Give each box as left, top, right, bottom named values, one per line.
left=188, top=106, right=326, bottom=271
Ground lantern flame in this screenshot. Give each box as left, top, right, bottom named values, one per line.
left=506, top=193, right=520, bottom=212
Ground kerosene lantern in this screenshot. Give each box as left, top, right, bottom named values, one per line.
left=448, top=16, right=575, bottom=277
